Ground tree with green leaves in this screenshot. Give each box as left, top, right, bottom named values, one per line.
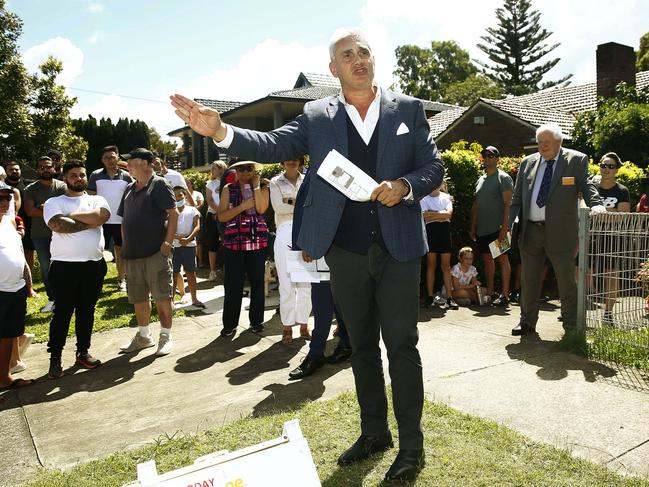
left=30, top=56, right=88, bottom=160
left=572, top=83, right=649, bottom=167
left=149, top=127, right=178, bottom=159
left=476, top=0, right=571, bottom=96
left=443, top=75, right=505, bottom=106
left=637, top=32, right=649, bottom=72
left=0, top=0, right=34, bottom=162
left=393, top=41, right=477, bottom=101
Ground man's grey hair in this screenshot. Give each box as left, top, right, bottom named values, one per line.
left=536, top=123, right=564, bottom=142
left=328, top=27, right=371, bottom=61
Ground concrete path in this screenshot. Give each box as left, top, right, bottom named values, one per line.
left=2, top=281, right=649, bottom=486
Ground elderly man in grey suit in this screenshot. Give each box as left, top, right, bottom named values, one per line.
left=171, top=28, right=442, bottom=482
left=509, top=123, right=605, bottom=337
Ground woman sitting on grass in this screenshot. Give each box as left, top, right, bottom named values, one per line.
left=450, top=247, right=486, bottom=306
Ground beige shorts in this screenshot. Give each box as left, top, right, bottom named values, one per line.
left=124, top=251, right=173, bottom=304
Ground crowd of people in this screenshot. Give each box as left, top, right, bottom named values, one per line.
left=0, top=26, right=632, bottom=483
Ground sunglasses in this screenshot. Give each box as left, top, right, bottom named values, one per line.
left=0, top=195, right=13, bottom=202
left=483, top=154, right=497, bottom=159
left=236, top=166, right=255, bottom=173
left=599, top=163, right=617, bottom=170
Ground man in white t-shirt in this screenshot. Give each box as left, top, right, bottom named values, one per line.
left=152, top=155, right=195, bottom=206
left=88, top=145, right=133, bottom=291
left=43, top=161, right=111, bottom=379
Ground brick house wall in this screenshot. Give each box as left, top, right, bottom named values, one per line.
left=436, top=104, right=537, bottom=156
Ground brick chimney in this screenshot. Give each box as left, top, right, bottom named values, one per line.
left=596, top=42, right=636, bottom=100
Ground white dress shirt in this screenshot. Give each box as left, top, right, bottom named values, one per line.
left=270, top=172, right=304, bottom=227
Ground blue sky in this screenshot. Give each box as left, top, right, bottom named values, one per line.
left=8, top=0, right=649, bottom=141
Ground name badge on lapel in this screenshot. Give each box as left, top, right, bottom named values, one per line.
left=562, top=177, right=575, bottom=186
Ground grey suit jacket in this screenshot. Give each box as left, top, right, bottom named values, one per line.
left=509, top=147, right=602, bottom=253
left=227, top=89, right=444, bottom=262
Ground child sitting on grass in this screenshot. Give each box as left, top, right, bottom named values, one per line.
left=451, top=246, right=486, bottom=306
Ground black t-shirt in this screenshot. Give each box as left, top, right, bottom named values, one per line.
left=118, top=175, right=175, bottom=259
left=597, top=182, right=630, bottom=210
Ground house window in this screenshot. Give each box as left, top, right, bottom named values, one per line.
left=474, top=116, right=485, bottom=125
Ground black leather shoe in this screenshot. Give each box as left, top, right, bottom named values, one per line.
left=288, top=357, right=324, bottom=380
left=326, top=347, right=352, bottom=364
left=337, top=432, right=393, bottom=466
left=512, top=323, right=536, bottom=336
left=384, top=449, right=425, bottom=483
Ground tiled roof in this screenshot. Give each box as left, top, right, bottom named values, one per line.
left=269, top=86, right=340, bottom=100
left=431, top=70, right=649, bottom=139
left=194, top=99, right=245, bottom=112
left=428, top=107, right=467, bottom=138
left=298, top=72, right=341, bottom=88
left=485, top=98, right=576, bottom=136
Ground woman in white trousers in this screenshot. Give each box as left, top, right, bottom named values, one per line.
left=270, top=158, right=312, bottom=344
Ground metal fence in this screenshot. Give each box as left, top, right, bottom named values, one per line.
left=577, top=208, right=649, bottom=390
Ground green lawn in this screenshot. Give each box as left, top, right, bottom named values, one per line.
left=26, top=262, right=196, bottom=343
left=22, top=391, right=648, bottom=487
left=588, top=326, right=649, bottom=371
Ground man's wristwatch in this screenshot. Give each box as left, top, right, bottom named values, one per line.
left=162, top=241, right=172, bottom=247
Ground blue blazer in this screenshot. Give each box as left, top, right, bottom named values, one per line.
left=228, top=89, right=444, bottom=262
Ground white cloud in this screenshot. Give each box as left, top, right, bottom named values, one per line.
left=22, top=37, right=84, bottom=86
left=86, top=3, right=104, bottom=13
left=88, top=31, right=103, bottom=44
left=182, top=39, right=329, bottom=102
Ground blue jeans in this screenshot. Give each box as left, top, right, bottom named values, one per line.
left=32, top=236, right=53, bottom=300
left=307, top=281, right=350, bottom=360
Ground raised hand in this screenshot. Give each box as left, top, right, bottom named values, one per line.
left=170, top=94, right=227, bottom=141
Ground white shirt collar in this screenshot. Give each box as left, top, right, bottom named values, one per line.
left=337, top=84, right=381, bottom=106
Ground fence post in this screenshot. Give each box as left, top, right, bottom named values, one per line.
left=576, top=207, right=590, bottom=337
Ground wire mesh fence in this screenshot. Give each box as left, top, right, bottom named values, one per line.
left=577, top=208, right=649, bottom=391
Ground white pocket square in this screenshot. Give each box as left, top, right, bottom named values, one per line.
left=396, top=122, right=410, bottom=136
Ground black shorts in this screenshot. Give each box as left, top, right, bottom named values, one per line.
left=0, top=286, right=27, bottom=338
left=202, top=212, right=220, bottom=252
left=425, top=221, right=452, bottom=254
left=476, top=231, right=500, bottom=254
left=103, top=223, right=123, bottom=247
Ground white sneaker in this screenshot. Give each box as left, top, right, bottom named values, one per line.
left=155, top=334, right=173, bottom=356
left=40, top=301, right=55, bottom=313
left=118, top=280, right=127, bottom=292
left=120, top=332, right=155, bottom=353
left=208, top=271, right=218, bottom=282
left=11, top=360, right=27, bottom=374
left=433, top=295, right=448, bottom=308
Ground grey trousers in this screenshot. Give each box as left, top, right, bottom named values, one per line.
left=326, top=243, right=424, bottom=450
left=519, top=223, right=577, bottom=329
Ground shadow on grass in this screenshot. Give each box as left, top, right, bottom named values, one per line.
left=506, top=334, right=617, bottom=382
left=321, top=455, right=388, bottom=487
left=9, top=352, right=157, bottom=409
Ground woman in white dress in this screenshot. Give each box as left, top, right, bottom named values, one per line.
left=270, top=157, right=312, bottom=344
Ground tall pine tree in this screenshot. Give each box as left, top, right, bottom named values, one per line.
left=476, top=0, right=571, bottom=96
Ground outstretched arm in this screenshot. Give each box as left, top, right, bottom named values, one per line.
left=170, top=94, right=228, bottom=141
